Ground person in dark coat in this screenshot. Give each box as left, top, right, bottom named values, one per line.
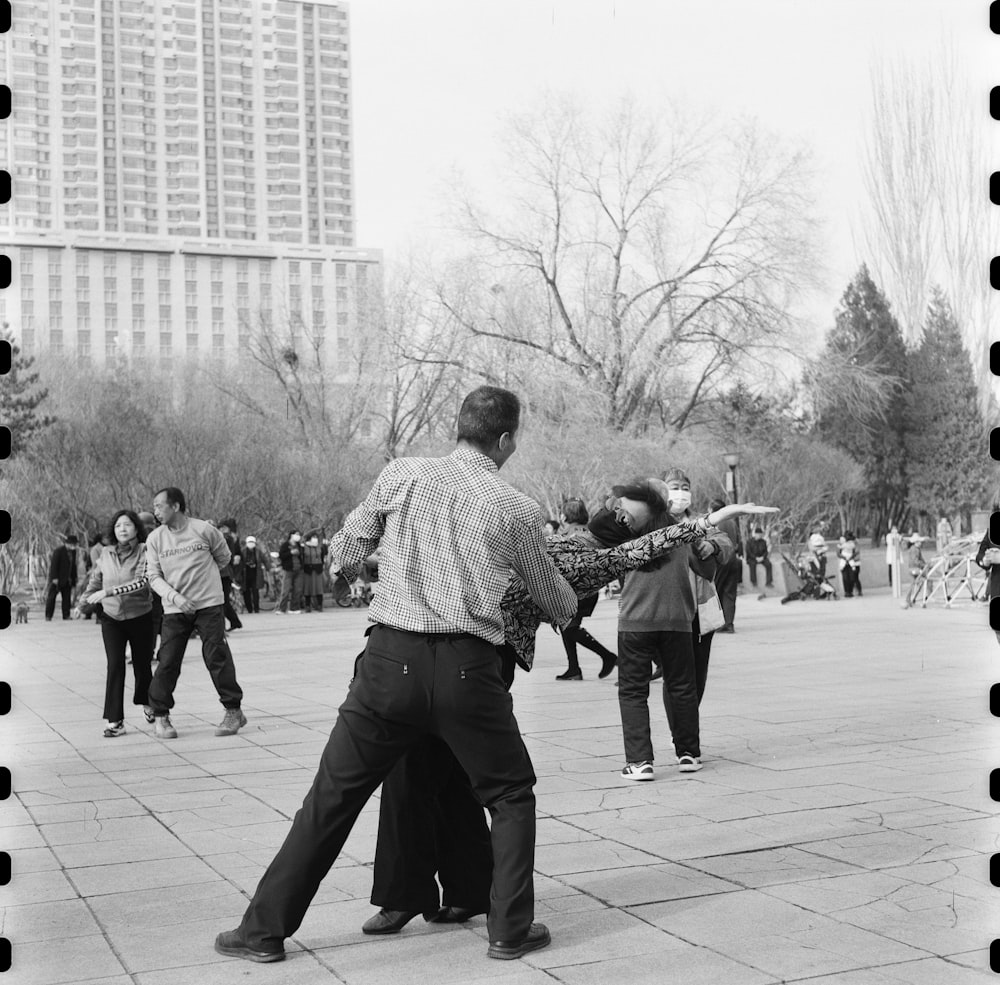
left=976, top=525, right=1000, bottom=646
left=240, top=536, right=268, bottom=614
left=276, top=530, right=304, bottom=614
left=46, top=534, right=81, bottom=621
left=218, top=520, right=244, bottom=632
left=708, top=499, right=742, bottom=633
left=301, top=532, right=326, bottom=612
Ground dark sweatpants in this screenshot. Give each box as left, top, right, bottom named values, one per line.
left=618, top=629, right=700, bottom=761
left=237, top=626, right=537, bottom=948
left=148, top=604, right=243, bottom=714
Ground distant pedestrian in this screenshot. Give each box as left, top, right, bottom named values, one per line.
left=937, top=516, right=954, bottom=552
left=276, top=530, right=304, bottom=614
left=708, top=498, right=741, bottom=633
left=838, top=531, right=862, bottom=598
left=976, top=521, right=1000, bottom=647
left=145, top=487, right=246, bottom=739
left=554, top=498, right=618, bottom=681
left=906, top=531, right=926, bottom=572
left=885, top=525, right=901, bottom=586
left=77, top=510, right=154, bottom=738
left=807, top=531, right=828, bottom=579
left=217, top=519, right=244, bottom=632
left=745, top=526, right=773, bottom=590
left=241, top=536, right=268, bottom=613
left=45, top=534, right=81, bottom=621
left=302, top=532, right=326, bottom=612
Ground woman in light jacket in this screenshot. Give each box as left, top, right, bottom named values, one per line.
left=78, top=509, right=155, bottom=737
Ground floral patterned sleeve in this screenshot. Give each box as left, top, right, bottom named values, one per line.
left=501, top=517, right=710, bottom=671
left=548, top=519, right=708, bottom=597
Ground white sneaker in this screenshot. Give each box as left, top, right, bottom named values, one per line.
left=678, top=755, right=702, bottom=772
left=103, top=720, right=126, bottom=738
left=621, top=761, right=654, bottom=781
left=289, top=609, right=302, bottom=614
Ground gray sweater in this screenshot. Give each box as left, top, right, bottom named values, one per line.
left=618, top=530, right=734, bottom=633
left=145, top=516, right=231, bottom=614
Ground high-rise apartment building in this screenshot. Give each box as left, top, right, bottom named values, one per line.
left=0, top=0, right=380, bottom=365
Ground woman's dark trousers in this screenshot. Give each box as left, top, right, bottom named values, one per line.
left=371, top=734, right=493, bottom=915
left=101, top=612, right=154, bottom=722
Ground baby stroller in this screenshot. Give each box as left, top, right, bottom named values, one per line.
left=779, top=551, right=838, bottom=603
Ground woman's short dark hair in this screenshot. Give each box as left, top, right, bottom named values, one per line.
left=155, top=486, right=186, bottom=513
left=562, top=499, right=589, bottom=525
left=456, top=386, right=520, bottom=448
left=107, top=509, right=147, bottom=544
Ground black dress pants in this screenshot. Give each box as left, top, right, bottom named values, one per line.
left=221, top=576, right=243, bottom=629
left=101, top=611, right=154, bottom=721
left=371, top=734, right=493, bottom=914
left=242, top=580, right=260, bottom=613
left=714, top=556, right=741, bottom=627
left=237, top=625, right=537, bottom=948
left=148, top=604, right=243, bottom=714
left=45, top=583, right=73, bottom=620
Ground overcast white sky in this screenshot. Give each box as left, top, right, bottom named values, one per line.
left=348, top=0, right=995, bottom=337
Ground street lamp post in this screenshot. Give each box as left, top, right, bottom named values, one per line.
left=723, top=451, right=740, bottom=503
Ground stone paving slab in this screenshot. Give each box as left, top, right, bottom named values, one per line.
left=1, top=590, right=997, bottom=983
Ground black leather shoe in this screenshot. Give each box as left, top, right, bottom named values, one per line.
left=214, top=929, right=285, bottom=963
left=598, top=653, right=618, bottom=679
left=556, top=669, right=583, bottom=681
left=487, top=922, right=551, bottom=960
left=362, top=909, right=426, bottom=935
left=427, top=906, right=483, bottom=923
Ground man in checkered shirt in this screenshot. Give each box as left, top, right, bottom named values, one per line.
left=217, top=386, right=578, bottom=965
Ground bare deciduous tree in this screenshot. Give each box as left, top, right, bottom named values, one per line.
left=860, top=46, right=998, bottom=413
left=441, top=95, right=821, bottom=432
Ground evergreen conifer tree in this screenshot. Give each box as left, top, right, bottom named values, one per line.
left=0, top=325, right=54, bottom=457
left=905, top=288, right=992, bottom=524
left=815, top=265, right=910, bottom=538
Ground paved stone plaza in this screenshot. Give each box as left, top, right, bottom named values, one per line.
left=1, top=588, right=996, bottom=984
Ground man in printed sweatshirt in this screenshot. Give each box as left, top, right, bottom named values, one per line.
left=145, top=486, right=247, bottom=739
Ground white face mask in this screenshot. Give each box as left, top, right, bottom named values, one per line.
left=668, top=490, right=692, bottom=513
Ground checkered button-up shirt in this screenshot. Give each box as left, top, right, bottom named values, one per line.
left=330, top=447, right=578, bottom=644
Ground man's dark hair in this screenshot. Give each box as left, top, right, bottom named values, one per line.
left=155, top=486, right=187, bottom=513
left=65, top=534, right=79, bottom=545
left=456, top=386, right=520, bottom=449
left=562, top=499, right=589, bottom=525
left=107, top=509, right=148, bottom=544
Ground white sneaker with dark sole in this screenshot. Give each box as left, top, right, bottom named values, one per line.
left=678, top=755, right=702, bottom=772
left=620, top=761, right=654, bottom=781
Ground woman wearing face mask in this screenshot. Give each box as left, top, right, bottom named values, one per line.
left=615, top=470, right=736, bottom=780
left=301, top=531, right=326, bottom=612
left=77, top=509, right=156, bottom=737
left=276, top=529, right=305, bottom=614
